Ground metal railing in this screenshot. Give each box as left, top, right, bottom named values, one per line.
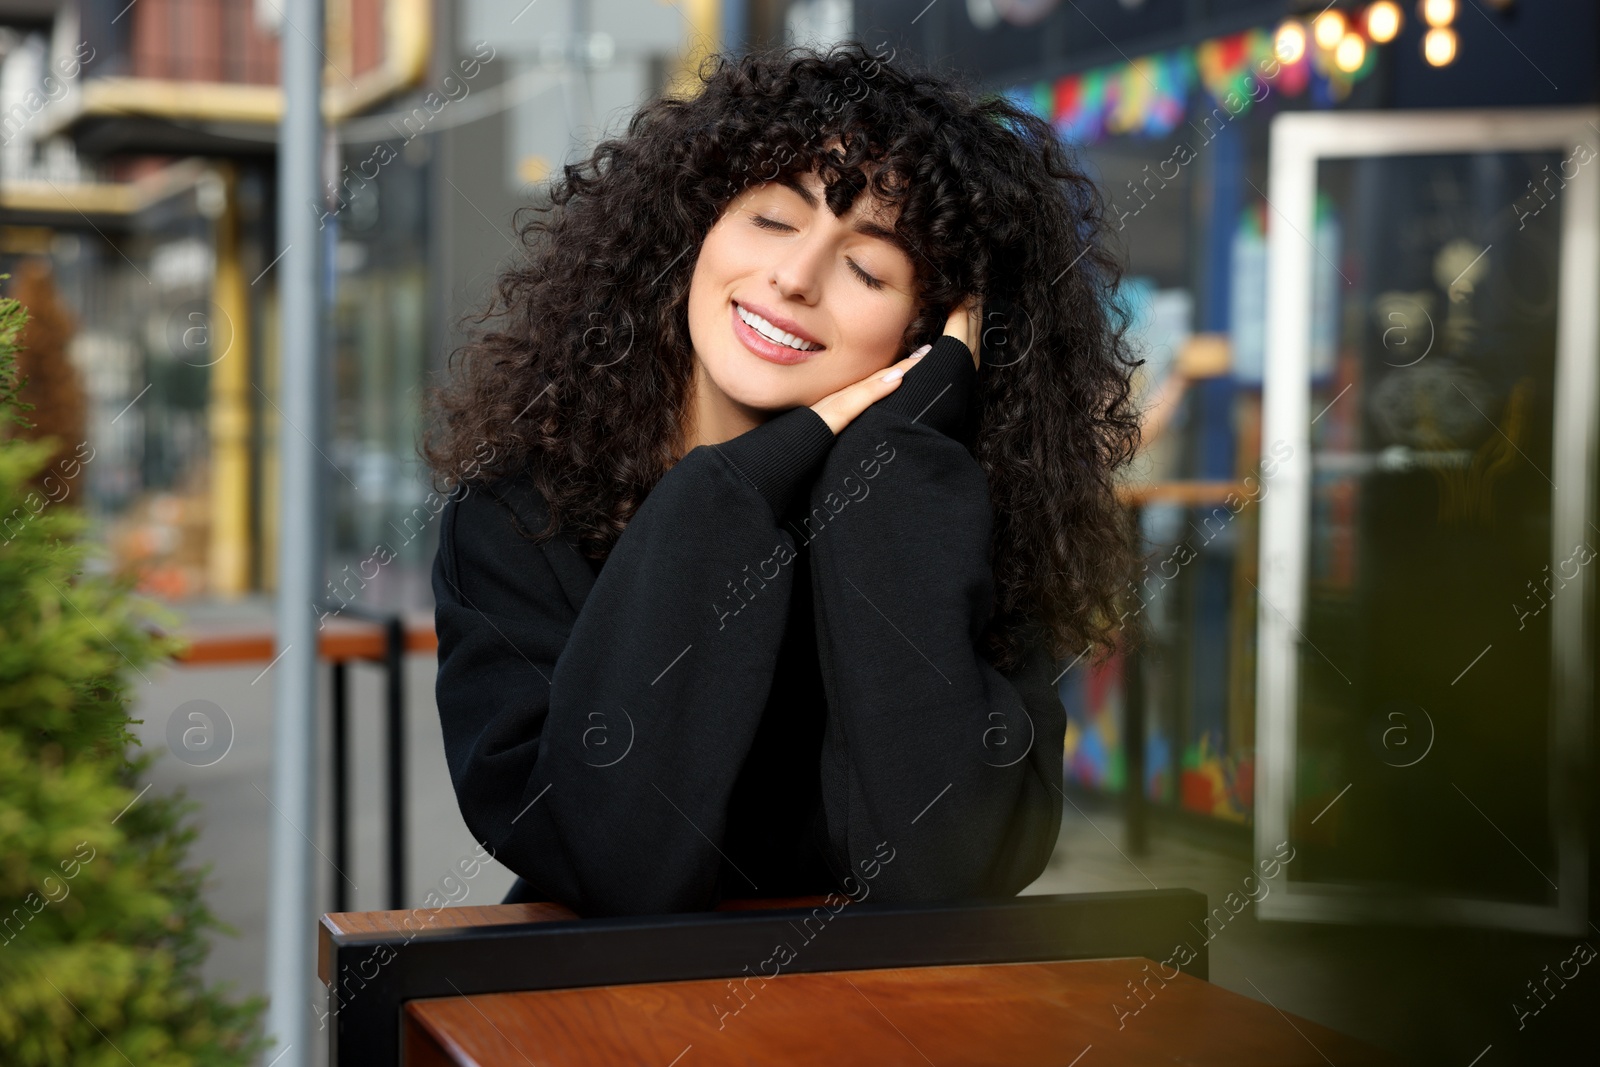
left=317, top=601, right=407, bottom=912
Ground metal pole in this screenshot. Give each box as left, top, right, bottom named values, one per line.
left=720, top=0, right=744, bottom=55
left=331, top=659, right=349, bottom=914
left=385, top=615, right=406, bottom=910
left=1124, top=502, right=1148, bottom=856
left=265, top=0, right=325, bottom=1060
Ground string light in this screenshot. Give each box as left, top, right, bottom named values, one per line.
left=1274, top=20, right=1308, bottom=64
left=1313, top=10, right=1348, bottom=50
left=1366, top=1, right=1403, bottom=44
left=1335, top=32, right=1368, bottom=73
left=1423, top=25, right=1458, bottom=65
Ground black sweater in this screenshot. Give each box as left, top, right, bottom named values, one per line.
left=431, top=335, right=1067, bottom=918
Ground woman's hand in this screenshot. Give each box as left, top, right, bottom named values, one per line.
left=809, top=344, right=932, bottom=435
left=943, top=295, right=982, bottom=369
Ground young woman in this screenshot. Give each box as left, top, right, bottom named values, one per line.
left=421, top=43, right=1142, bottom=918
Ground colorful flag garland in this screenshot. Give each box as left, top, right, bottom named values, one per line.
left=1004, top=26, right=1380, bottom=146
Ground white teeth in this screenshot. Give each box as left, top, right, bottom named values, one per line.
left=737, top=304, right=820, bottom=351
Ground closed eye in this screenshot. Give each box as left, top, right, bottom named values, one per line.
left=749, top=214, right=886, bottom=290
left=847, top=259, right=885, bottom=289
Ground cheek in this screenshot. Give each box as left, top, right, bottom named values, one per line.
left=687, top=234, right=733, bottom=337
left=690, top=231, right=728, bottom=302
left=831, top=291, right=913, bottom=368
left=697, top=217, right=758, bottom=282
left=791, top=295, right=910, bottom=405
left=688, top=225, right=758, bottom=327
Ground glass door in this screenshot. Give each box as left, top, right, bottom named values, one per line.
left=1255, top=108, right=1598, bottom=934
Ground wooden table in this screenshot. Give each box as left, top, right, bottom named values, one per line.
left=401, top=955, right=1399, bottom=1066
left=320, top=892, right=1395, bottom=1066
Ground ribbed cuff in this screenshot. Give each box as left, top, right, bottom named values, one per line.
left=713, top=405, right=837, bottom=518
left=872, top=335, right=977, bottom=440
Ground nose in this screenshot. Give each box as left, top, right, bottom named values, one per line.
left=767, top=231, right=829, bottom=305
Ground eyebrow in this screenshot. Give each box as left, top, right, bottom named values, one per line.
left=777, top=174, right=903, bottom=247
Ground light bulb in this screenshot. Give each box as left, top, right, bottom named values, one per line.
left=1423, top=25, right=1457, bottom=65
left=1421, top=0, right=1456, bottom=28
left=1313, top=10, right=1347, bottom=49
left=1336, top=32, right=1367, bottom=72
left=1275, top=20, right=1308, bottom=64
left=1366, top=1, right=1402, bottom=43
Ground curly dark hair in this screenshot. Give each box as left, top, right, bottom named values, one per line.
left=420, top=40, right=1145, bottom=673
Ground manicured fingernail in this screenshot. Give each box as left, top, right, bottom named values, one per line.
left=910, top=343, right=932, bottom=359
left=881, top=367, right=905, bottom=381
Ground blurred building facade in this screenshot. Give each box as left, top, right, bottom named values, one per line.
left=0, top=0, right=752, bottom=606
left=3, top=0, right=422, bottom=603
left=849, top=0, right=1600, bottom=932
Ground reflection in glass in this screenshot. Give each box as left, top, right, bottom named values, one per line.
left=1294, top=151, right=1564, bottom=906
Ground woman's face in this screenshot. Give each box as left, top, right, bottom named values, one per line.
left=685, top=164, right=919, bottom=426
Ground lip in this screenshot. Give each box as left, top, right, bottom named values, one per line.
left=731, top=300, right=825, bottom=365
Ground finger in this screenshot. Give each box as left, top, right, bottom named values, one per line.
left=879, top=343, right=932, bottom=382
left=814, top=346, right=924, bottom=409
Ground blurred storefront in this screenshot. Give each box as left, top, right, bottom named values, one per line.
left=995, top=7, right=1395, bottom=831
left=855, top=0, right=1600, bottom=890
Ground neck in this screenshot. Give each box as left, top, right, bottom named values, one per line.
left=677, top=360, right=770, bottom=458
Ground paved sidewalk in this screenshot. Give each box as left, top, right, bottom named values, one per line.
left=130, top=596, right=512, bottom=1067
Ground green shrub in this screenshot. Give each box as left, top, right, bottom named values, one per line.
left=0, top=277, right=268, bottom=1064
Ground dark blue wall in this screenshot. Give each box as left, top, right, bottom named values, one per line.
left=1388, top=0, right=1599, bottom=108
left=851, top=0, right=1599, bottom=108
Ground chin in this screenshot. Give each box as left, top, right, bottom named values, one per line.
left=703, top=354, right=801, bottom=412
left=724, top=383, right=805, bottom=416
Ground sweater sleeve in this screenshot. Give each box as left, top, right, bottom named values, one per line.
left=801, top=334, right=1067, bottom=901
left=432, top=404, right=836, bottom=918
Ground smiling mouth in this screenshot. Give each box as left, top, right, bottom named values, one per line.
left=734, top=302, right=825, bottom=352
